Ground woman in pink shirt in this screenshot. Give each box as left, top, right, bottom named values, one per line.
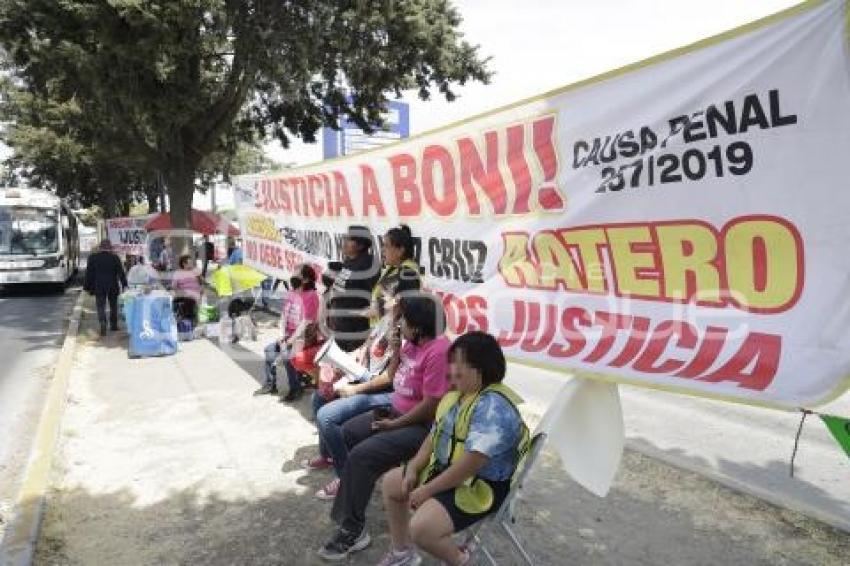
left=171, top=255, right=203, bottom=321
left=317, top=292, right=451, bottom=561
left=172, top=255, right=202, bottom=297
left=254, top=264, right=321, bottom=400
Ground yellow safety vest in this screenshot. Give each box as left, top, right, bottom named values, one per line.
left=372, top=259, right=420, bottom=298
left=422, top=383, right=530, bottom=514
left=370, top=259, right=420, bottom=324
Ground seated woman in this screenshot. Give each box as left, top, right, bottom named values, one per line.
left=127, top=255, right=161, bottom=288
left=171, top=254, right=203, bottom=321
left=366, top=225, right=421, bottom=322
left=254, top=264, right=320, bottom=400
left=376, top=331, right=526, bottom=566
left=312, top=225, right=421, bottom=406
left=327, top=225, right=381, bottom=353
left=313, top=225, right=421, bottom=413
left=358, top=224, right=421, bottom=376
left=316, top=292, right=451, bottom=561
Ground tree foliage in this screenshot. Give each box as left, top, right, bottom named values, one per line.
left=0, top=73, right=157, bottom=215
left=2, top=77, right=276, bottom=215
left=0, top=0, right=489, bottom=227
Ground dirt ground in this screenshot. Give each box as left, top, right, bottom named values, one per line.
left=32, top=311, right=850, bottom=566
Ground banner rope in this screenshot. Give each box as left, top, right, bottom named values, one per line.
left=789, top=408, right=812, bottom=478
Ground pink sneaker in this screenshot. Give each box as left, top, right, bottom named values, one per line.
left=316, top=477, right=340, bottom=500
left=301, top=456, right=333, bottom=471
left=377, top=546, right=422, bottom=566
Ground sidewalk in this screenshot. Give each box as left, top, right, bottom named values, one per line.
left=507, top=369, right=850, bottom=533
left=33, top=302, right=849, bottom=565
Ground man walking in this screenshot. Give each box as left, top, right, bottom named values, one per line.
left=85, top=240, right=128, bottom=336
left=200, top=236, right=215, bottom=278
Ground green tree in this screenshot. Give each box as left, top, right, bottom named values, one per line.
left=0, top=78, right=156, bottom=215
left=196, top=141, right=281, bottom=193
left=0, top=0, right=489, bottom=230
left=3, top=77, right=283, bottom=216
left=77, top=205, right=104, bottom=227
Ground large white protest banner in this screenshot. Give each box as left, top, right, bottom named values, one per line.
left=235, top=0, right=850, bottom=409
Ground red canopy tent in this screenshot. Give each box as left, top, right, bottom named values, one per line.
left=144, top=208, right=240, bottom=236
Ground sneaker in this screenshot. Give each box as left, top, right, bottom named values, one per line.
left=301, top=456, right=333, bottom=471
left=253, top=384, right=276, bottom=396
left=281, top=388, right=303, bottom=402
left=377, top=547, right=422, bottom=566
left=315, top=477, right=340, bottom=500
left=317, top=527, right=371, bottom=561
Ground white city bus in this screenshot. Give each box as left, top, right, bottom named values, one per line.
left=0, top=187, right=80, bottom=287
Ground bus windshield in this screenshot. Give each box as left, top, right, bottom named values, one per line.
left=0, top=206, right=59, bottom=256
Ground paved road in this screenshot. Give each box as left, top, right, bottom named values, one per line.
left=0, top=280, right=81, bottom=522
left=506, top=364, right=850, bottom=532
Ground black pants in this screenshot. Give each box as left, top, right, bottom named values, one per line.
left=330, top=411, right=429, bottom=533
left=227, top=297, right=252, bottom=318
left=173, top=297, right=198, bottom=321
left=95, top=291, right=119, bottom=329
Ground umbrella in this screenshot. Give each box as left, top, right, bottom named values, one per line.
left=210, top=264, right=268, bottom=297
left=145, top=208, right=240, bottom=236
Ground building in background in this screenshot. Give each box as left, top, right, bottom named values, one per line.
left=322, top=100, right=410, bottom=159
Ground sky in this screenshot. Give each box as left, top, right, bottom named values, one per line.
left=266, top=0, right=799, bottom=166
left=0, top=1, right=801, bottom=168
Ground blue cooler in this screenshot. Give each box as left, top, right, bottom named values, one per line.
left=121, top=292, right=139, bottom=330
left=128, top=294, right=179, bottom=358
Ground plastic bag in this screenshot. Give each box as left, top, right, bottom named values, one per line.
left=198, top=303, right=219, bottom=323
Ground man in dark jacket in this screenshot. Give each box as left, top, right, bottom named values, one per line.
left=85, top=240, right=128, bottom=336
left=328, top=226, right=380, bottom=352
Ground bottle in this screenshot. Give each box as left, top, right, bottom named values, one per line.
left=219, top=311, right=232, bottom=344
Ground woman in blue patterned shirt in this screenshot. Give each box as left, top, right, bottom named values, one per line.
left=376, top=331, right=526, bottom=566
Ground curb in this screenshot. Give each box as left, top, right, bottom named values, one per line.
left=626, top=440, right=850, bottom=534
left=525, top=399, right=850, bottom=533
left=510, top=373, right=850, bottom=535
left=0, top=290, right=87, bottom=566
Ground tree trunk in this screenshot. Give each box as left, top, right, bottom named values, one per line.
left=145, top=186, right=160, bottom=214
left=164, top=157, right=199, bottom=258
left=102, top=185, right=119, bottom=218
